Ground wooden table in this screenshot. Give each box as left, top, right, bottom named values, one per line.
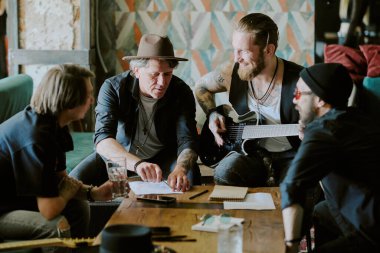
left=95, top=186, right=285, bottom=253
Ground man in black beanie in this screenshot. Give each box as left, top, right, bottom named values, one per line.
left=280, top=63, right=380, bottom=253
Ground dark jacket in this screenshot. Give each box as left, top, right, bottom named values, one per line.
left=281, top=108, right=380, bottom=246
left=94, top=71, right=199, bottom=156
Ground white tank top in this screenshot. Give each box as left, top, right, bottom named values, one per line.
left=247, top=82, right=293, bottom=152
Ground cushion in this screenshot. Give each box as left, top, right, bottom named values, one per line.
left=359, top=45, right=380, bottom=77
left=0, top=74, right=33, bottom=123
left=66, top=132, right=94, bottom=173
left=360, top=76, right=380, bottom=122
left=324, top=44, right=367, bottom=85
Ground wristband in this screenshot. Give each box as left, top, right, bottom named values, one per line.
left=86, top=185, right=95, bottom=202
left=134, top=160, right=145, bottom=171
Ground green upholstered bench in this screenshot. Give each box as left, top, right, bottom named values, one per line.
left=0, top=74, right=33, bottom=123
left=66, top=131, right=95, bottom=174
left=360, top=76, right=380, bottom=122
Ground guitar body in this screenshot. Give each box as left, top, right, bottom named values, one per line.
left=199, top=106, right=258, bottom=167
left=199, top=117, right=241, bottom=167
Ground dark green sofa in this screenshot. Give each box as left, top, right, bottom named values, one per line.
left=66, top=131, right=95, bottom=174
left=0, top=74, right=33, bottom=123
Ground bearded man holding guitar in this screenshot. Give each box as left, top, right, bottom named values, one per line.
left=195, top=13, right=303, bottom=187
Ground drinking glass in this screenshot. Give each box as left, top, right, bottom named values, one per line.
left=106, top=157, right=129, bottom=198
left=217, top=224, right=243, bottom=253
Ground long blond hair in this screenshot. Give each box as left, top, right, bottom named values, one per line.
left=31, top=64, right=94, bottom=115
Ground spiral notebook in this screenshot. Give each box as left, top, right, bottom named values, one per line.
left=208, top=185, right=248, bottom=201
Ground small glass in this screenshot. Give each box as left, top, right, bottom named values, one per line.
left=217, top=224, right=243, bottom=253
left=105, top=157, right=130, bottom=198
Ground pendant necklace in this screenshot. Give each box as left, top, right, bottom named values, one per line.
left=139, top=100, right=156, bottom=135
left=250, top=56, right=278, bottom=105
left=136, top=100, right=157, bottom=154
left=249, top=57, right=278, bottom=123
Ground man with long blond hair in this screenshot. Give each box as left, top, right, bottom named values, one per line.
left=0, top=65, right=113, bottom=246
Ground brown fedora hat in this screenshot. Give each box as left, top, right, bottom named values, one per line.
left=122, top=34, right=188, bottom=61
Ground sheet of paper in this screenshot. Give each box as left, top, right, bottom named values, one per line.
left=223, top=193, right=276, bottom=210
left=129, top=181, right=183, bottom=195
left=191, top=215, right=244, bottom=233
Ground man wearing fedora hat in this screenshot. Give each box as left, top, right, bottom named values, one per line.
left=195, top=13, right=303, bottom=187
left=70, top=34, right=200, bottom=192
left=281, top=63, right=380, bottom=253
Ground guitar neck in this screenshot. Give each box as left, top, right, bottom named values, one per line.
left=0, top=238, right=94, bottom=251
left=241, top=124, right=299, bottom=139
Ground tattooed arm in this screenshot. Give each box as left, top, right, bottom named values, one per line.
left=195, top=63, right=233, bottom=146
left=194, top=63, right=233, bottom=114
left=167, top=148, right=198, bottom=192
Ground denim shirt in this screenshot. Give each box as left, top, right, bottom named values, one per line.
left=94, top=71, right=199, bottom=156
left=0, top=106, right=72, bottom=213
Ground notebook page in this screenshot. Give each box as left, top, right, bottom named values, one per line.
left=223, top=193, right=275, bottom=210
left=209, top=185, right=248, bottom=201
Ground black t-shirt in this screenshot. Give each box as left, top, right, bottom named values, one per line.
left=0, top=106, right=73, bottom=214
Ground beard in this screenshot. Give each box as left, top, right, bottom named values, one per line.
left=237, top=51, right=265, bottom=81
left=297, top=104, right=317, bottom=127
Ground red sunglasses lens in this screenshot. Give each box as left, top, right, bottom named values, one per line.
left=294, top=89, right=301, bottom=100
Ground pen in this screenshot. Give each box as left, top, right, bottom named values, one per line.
left=189, top=190, right=209, bottom=200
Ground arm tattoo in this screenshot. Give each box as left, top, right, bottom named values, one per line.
left=196, top=87, right=216, bottom=113
left=177, top=148, right=198, bottom=171
left=216, top=74, right=225, bottom=85
left=195, top=72, right=227, bottom=113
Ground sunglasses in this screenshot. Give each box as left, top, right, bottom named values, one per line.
left=294, top=88, right=313, bottom=100
left=201, top=213, right=231, bottom=226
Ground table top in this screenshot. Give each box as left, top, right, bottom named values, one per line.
left=95, top=186, right=285, bottom=253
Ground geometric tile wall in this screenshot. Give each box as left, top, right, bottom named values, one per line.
left=114, top=0, right=315, bottom=87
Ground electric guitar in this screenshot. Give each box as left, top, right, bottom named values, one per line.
left=199, top=105, right=299, bottom=167
left=0, top=237, right=95, bottom=252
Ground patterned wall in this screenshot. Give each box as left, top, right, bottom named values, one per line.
left=113, top=0, right=315, bottom=86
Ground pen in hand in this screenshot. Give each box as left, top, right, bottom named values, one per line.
left=189, top=190, right=209, bottom=200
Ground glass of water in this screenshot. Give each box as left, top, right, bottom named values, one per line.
left=105, top=157, right=130, bottom=199
left=217, top=224, right=243, bottom=253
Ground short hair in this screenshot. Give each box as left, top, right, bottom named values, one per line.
left=129, top=58, right=179, bottom=73
left=236, top=13, right=279, bottom=50
left=31, top=64, right=95, bottom=116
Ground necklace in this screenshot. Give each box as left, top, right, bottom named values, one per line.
left=135, top=100, right=157, bottom=155
left=250, top=57, right=278, bottom=105
left=139, top=100, right=156, bottom=135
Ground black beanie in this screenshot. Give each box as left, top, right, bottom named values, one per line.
left=300, top=63, right=353, bottom=108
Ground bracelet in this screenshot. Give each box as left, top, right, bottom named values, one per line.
left=134, top=160, right=145, bottom=171
left=86, top=185, right=95, bottom=202
left=284, top=238, right=302, bottom=244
